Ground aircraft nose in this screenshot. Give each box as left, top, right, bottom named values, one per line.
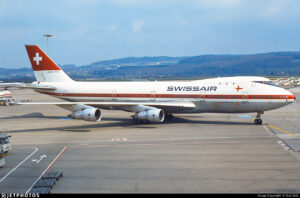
left=278, top=87, right=295, bottom=103
left=287, top=90, right=295, bottom=102
left=292, top=94, right=296, bottom=101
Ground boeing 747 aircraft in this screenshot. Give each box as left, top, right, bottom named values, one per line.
left=21, top=45, right=295, bottom=125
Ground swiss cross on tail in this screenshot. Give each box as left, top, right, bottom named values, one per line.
left=24, top=44, right=73, bottom=82
left=33, top=53, right=42, bottom=65
left=25, top=45, right=61, bottom=71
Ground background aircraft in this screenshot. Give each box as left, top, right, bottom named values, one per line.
left=0, top=82, right=25, bottom=90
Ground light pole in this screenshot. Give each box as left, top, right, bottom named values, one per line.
left=43, top=34, right=53, bottom=53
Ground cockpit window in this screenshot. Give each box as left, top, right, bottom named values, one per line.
left=254, top=81, right=278, bottom=87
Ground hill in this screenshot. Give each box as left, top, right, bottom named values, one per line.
left=1, top=52, right=300, bottom=82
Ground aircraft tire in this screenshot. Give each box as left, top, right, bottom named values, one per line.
left=254, top=119, right=262, bottom=125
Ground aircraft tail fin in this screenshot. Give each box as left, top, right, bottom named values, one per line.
left=25, top=45, right=73, bottom=82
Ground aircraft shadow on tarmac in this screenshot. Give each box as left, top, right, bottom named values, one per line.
left=3, top=113, right=253, bottom=133
left=0, top=112, right=62, bottom=120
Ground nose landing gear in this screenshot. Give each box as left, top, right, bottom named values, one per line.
left=254, top=112, right=263, bottom=125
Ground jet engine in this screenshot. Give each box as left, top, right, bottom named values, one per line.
left=71, top=108, right=102, bottom=122
left=134, top=109, right=165, bottom=123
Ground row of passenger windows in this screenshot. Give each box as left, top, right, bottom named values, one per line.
left=249, top=95, right=288, bottom=99
left=105, top=94, right=289, bottom=99
left=156, top=95, right=288, bottom=99
left=205, top=95, right=288, bottom=99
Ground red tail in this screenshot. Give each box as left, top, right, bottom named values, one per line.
left=25, top=45, right=61, bottom=71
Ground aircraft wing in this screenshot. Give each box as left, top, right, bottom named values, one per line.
left=0, top=83, right=25, bottom=88
left=0, top=83, right=56, bottom=90
left=16, top=101, right=196, bottom=112
left=23, top=85, right=57, bottom=91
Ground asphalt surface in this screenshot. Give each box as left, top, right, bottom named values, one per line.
left=0, top=88, right=300, bottom=193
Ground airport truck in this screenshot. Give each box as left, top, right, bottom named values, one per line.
left=0, top=135, right=11, bottom=168
left=0, top=134, right=12, bottom=155
left=0, top=155, right=5, bottom=167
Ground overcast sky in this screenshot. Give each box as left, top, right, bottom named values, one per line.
left=1, top=0, right=300, bottom=68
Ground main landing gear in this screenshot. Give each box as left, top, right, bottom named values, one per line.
left=165, top=113, right=174, bottom=120
left=254, top=112, right=263, bottom=125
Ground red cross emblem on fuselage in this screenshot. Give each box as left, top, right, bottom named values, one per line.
left=236, top=85, right=243, bottom=92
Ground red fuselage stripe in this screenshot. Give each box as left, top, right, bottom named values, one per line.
left=37, top=91, right=295, bottom=100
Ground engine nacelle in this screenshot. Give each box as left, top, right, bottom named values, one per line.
left=135, top=109, right=165, bottom=123
left=71, top=108, right=102, bottom=122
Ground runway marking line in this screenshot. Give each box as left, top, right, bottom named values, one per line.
left=277, top=140, right=292, bottom=151
left=265, top=123, right=300, bottom=138
left=26, top=146, right=68, bottom=193
left=0, top=147, right=38, bottom=183
left=13, top=135, right=271, bottom=146
left=111, top=138, right=128, bottom=142
left=70, top=137, right=274, bottom=149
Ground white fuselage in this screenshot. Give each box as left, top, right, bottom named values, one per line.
left=34, top=77, right=295, bottom=114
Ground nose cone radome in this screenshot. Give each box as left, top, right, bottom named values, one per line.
left=284, top=88, right=295, bottom=103
left=291, top=93, right=296, bottom=102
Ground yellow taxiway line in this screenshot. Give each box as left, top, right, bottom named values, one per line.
left=266, top=123, right=300, bottom=138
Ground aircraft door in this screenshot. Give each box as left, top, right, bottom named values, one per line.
left=199, top=91, right=205, bottom=101
left=112, top=90, right=117, bottom=100
left=242, top=91, right=248, bottom=102
left=151, top=91, right=156, bottom=101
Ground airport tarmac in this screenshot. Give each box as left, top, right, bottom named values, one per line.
left=0, top=88, right=300, bottom=193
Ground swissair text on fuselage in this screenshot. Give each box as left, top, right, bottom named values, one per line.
left=167, top=86, right=218, bottom=92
